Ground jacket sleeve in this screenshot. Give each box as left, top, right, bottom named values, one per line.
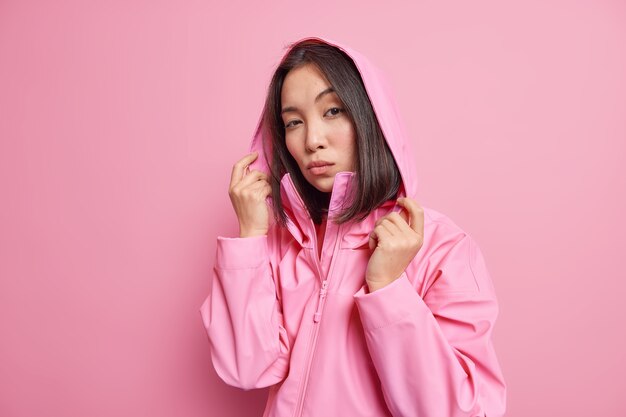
left=199, top=224, right=290, bottom=390
left=353, top=234, right=507, bottom=417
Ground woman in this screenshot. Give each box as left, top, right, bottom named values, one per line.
left=200, top=36, right=507, bottom=417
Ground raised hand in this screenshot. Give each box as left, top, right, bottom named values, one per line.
left=228, top=151, right=272, bottom=238
left=365, top=197, right=425, bottom=292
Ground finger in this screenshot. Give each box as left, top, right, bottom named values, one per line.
left=368, top=233, right=377, bottom=251
left=229, top=151, right=259, bottom=189
left=245, top=178, right=271, bottom=193
left=368, top=226, right=381, bottom=251
left=384, top=211, right=415, bottom=235
left=371, top=223, right=393, bottom=246
left=261, top=183, right=272, bottom=199
left=263, top=181, right=272, bottom=194
left=375, top=213, right=405, bottom=234
left=234, top=169, right=268, bottom=189
left=374, top=212, right=401, bottom=228
left=246, top=181, right=272, bottom=200
left=397, top=197, right=424, bottom=235
left=398, top=206, right=410, bottom=224
left=378, top=217, right=401, bottom=236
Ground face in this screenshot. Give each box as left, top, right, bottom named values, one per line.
left=280, top=63, right=357, bottom=193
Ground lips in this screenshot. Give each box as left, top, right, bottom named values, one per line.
left=307, top=160, right=333, bottom=169
left=307, top=160, right=334, bottom=176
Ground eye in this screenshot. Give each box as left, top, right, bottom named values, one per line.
left=325, top=107, right=344, bottom=117
left=284, top=107, right=344, bottom=129
left=284, top=119, right=301, bottom=129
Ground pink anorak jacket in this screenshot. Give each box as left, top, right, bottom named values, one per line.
left=200, top=36, right=507, bottom=417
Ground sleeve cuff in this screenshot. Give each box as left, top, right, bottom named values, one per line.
left=215, top=235, right=269, bottom=269
left=353, top=272, right=426, bottom=330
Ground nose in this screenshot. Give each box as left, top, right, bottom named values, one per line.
left=304, top=122, right=327, bottom=152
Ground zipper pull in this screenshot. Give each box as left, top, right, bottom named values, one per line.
left=313, top=280, right=329, bottom=322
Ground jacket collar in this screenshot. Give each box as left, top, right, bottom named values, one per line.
left=279, top=171, right=405, bottom=250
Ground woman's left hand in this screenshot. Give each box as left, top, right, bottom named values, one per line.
left=365, top=197, right=425, bottom=292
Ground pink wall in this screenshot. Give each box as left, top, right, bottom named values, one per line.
left=1, top=0, right=624, bottom=416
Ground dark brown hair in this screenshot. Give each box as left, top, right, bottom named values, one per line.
left=261, top=39, right=401, bottom=227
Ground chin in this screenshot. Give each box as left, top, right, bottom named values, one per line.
left=314, top=186, right=332, bottom=193
left=307, top=177, right=333, bottom=193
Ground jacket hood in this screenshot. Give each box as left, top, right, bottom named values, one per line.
left=247, top=36, right=419, bottom=234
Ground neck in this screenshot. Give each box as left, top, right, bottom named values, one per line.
left=315, top=213, right=327, bottom=230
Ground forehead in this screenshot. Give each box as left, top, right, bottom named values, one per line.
left=281, top=64, right=334, bottom=103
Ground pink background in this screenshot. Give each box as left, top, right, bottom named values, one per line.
left=1, top=0, right=624, bottom=416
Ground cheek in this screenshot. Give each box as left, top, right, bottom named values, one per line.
left=337, top=125, right=357, bottom=160
left=285, top=138, right=301, bottom=164
left=337, top=121, right=355, bottom=143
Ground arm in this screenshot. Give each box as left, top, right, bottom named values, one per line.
left=353, top=234, right=507, bottom=417
left=199, top=223, right=290, bottom=390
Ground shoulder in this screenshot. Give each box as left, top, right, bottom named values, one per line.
left=417, top=205, right=496, bottom=296
left=418, top=205, right=479, bottom=274
left=421, top=205, right=469, bottom=242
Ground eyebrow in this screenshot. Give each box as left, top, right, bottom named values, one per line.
left=281, top=87, right=336, bottom=115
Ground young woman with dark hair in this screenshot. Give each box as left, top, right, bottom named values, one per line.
left=200, top=36, right=507, bottom=417
left=262, top=40, right=402, bottom=228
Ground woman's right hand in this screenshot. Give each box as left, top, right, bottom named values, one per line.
left=228, top=151, right=272, bottom=238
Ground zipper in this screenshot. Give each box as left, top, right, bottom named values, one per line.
left=313, top=280, right=328, bottom=323
left=291, top=216, right=325, bottom=417
left=285, top=174, right=346, bottom=417
left=293, top=221, right=343, bottom=417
